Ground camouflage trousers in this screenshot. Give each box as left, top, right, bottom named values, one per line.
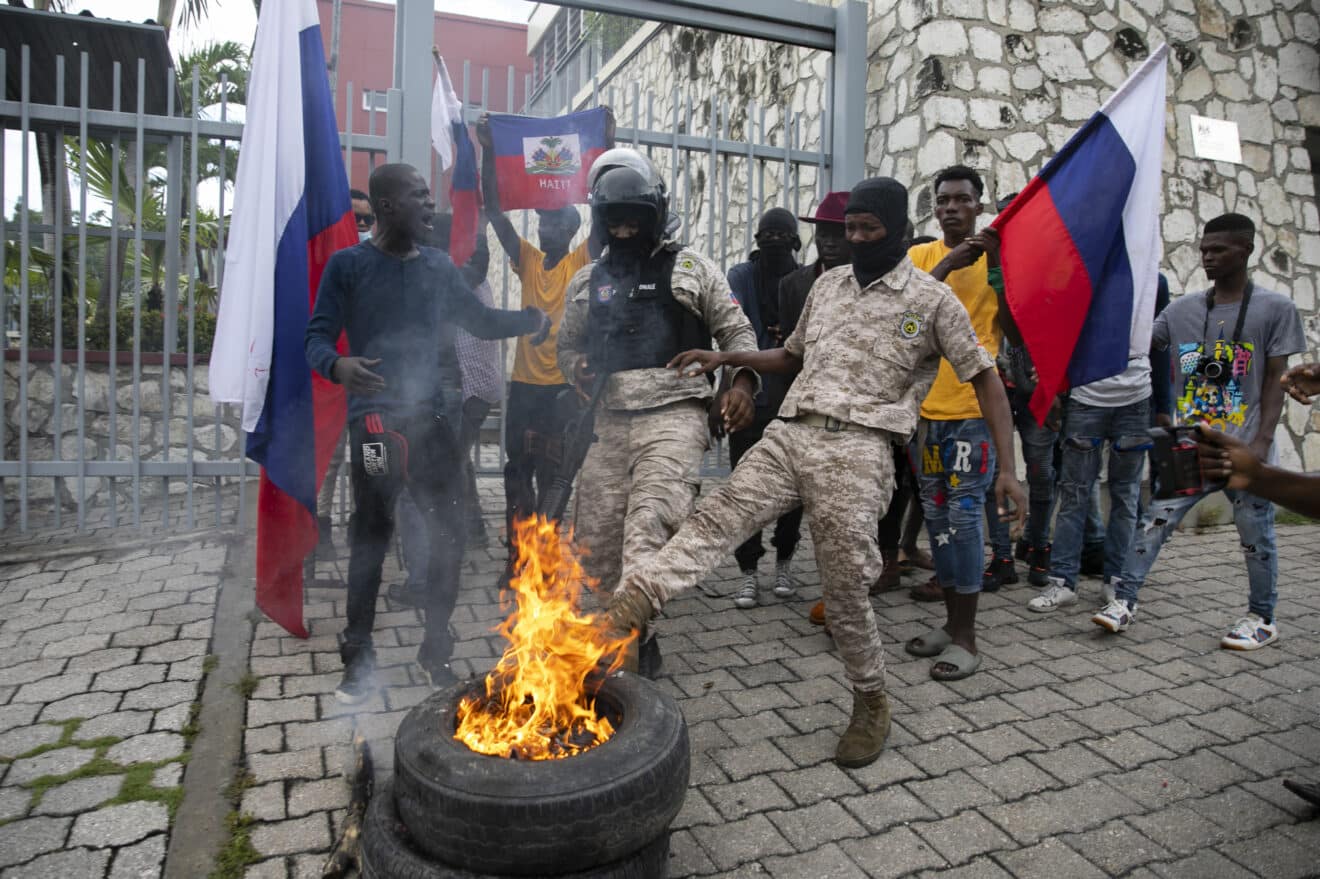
left=627, top=419, right=895, bottom=692
left=572, top=399, right=709, bottom=595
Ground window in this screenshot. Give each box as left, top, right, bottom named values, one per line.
left=362, top=90, right=390, bottom=113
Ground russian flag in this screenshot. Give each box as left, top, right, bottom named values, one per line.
left=432, top=56, right=480, bottom=266
left=210, top=0, right=358, bottom=638
left=993, top=44, right=1168, bottom=423
left=488, top=108, right=610, bottom=210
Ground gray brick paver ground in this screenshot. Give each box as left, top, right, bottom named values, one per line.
left=6, top=483, right=1319, bottom=877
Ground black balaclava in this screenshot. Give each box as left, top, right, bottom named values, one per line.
left=845, top=177, right=909, bottom=289
left=755, top=207, right=800, bottom=275
left=603, top=206, right=656, bottom=265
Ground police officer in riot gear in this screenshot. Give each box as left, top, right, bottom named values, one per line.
left=556, top=150, right=760, bottom=677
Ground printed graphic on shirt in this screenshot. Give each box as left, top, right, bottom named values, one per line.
left=1176, top=336, right=1253, bottom=429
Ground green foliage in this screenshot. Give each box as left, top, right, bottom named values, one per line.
left=209, top=811, right=259, bottom=879
left=233, top=671, right=259, bottom=699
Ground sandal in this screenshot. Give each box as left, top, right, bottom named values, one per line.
left=909, top=576, right=944, bottom=603
left=905, top=627, right=952, bottom=657
left=930, top=644, right=981, bottom=681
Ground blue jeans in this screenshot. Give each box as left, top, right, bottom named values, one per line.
left=987, top=405, right=1057, bottom=557
left=1050, top=398, right=1151, bottom=590
left=1117, top=489, right=1277, bottom=618
left=912, top=418, right=997, bottom=594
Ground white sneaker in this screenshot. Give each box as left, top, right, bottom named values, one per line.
left=1091, top=599, right=1137, bottom=633
left=734, top=572, right=759, bottom=609
left=1027, top=579, right=1078, bottom=614
left=1220, top=613, right=1279, bottom=650
left=773, top=559, right=796, bottom=598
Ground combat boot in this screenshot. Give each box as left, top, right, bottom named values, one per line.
left=835, top=688, right=892, bottom=768
left=603, top=588, right=653, bottom=674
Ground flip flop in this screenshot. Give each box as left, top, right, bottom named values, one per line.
left=905, top=627, right=952, bottom=657
left=931, top=644, right=981, bottom=681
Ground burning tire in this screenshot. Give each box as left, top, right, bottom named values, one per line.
left=361, top=779, right=671, bottom=879
left=393, top=674, right=689, bottom=876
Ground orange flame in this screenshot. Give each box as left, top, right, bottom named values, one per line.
left=454, top=514, right=634, bottom=760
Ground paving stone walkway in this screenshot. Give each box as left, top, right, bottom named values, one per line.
left=0, top=534, right=230, bottom=878
left=236, top=477, right=1320, bottom=879
left=2, top=474, right=1318, bottom=878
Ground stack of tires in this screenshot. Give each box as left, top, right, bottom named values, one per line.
left=362, top=674, right=690, bottom=879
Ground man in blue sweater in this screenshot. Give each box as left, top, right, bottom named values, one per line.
left=305, top=163, right=549, bottom=704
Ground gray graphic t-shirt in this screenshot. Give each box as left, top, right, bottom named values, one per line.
left=1152, top=283, right=1305, bottom=442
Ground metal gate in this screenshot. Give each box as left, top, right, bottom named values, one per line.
left=0, top=0, right=866, bottom=537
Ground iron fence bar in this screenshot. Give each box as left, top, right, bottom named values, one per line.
left=719, top=98, right=729, bottom=273
left=162, top=132, right=184, bottom=529
left=18, top=46, right=31, bottom=530
left=609, top=125, right=824, bottom=165
left=757, top=103, right=766, bottom=220
left=76, top=52, right=89, bottom=530
left=707, top=94, right=716, bottom=261
left=744, top=100, right=755, bottom=257
left=631, top=81, right=640, bottom=149
left=185, top=67, right=200, bottom=529
left=108, top=61, right=122, bottom=529
left=343, top=80, right=354, bottom=190
left=792, top=112, right=801, bottom=217
left=3, top=224, right=171, bottom=243
left=132, top=59, right=145, bottom=528
left=216, top=73, right=230, bottom=528
left=0, top=462, right=261, bottom=478
left=668, top=87, right=678, bottom=216
left=547, top=0, right=836, bottom=50
left=0, top=101, right=246, bottom=140
left=52, top=54, right=65, bottom=529
left=682, top=91, right=691, bottom=244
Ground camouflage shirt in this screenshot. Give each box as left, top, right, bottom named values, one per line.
left=781, top=258, right=994, bottom=439
left=557, top=244, right=760, bottom=412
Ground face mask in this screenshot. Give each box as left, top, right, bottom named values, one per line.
left=758, top=243, right=797, bottom=275
left=849, top=235, right=907, bottom=289
left=607, top=234, right=649, bottom=262
left=359, top=230, right=372, bottom=243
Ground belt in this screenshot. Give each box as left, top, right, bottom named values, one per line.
left=796, top=413, right=861, bottom=432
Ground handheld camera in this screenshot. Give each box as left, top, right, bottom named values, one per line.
left=1148, top=426, right=1225, bottom=499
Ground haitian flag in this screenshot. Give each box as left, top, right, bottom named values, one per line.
left=487, top=108, right=610, bottom=210
left=210, top=0, right=357, bottom=637
left=993, top=44, right=1168, bottom=423
left=431, top=57, right=480, bottom=266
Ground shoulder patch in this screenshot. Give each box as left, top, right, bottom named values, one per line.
left=679, top=258, right=695, bottom=270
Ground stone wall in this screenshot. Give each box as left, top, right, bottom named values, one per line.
left=866, top=0, right=1320, bottom=468
left=3, top=360, right=245, bottom=507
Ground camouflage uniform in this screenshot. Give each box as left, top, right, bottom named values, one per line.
left=557, top=244, right=759, bottom=594
left=618, top=259, right=994, bottom=692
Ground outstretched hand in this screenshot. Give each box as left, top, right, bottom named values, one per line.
left=1281, top=362, right=1320, bottom=405
left=668, top=349, right=724, bottom=377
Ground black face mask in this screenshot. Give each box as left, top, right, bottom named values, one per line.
left=607, top=234, right=649, bottom=263
left=844, top=177, right=910, bottom=289
left=758, top=243, right=798, bottom=276
left=850, top=235, right=907, bottom=289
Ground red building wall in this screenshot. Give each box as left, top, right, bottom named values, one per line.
left=315, top=0, right=531, bottom=193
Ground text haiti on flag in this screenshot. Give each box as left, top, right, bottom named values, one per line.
left=209, top=0, right=358, bottom=638
left=488, top=108, right=610, bottom=210
left=993, top=44, right=1168, bottom=424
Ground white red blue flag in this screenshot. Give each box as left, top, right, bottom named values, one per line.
left=993, top=44, right=1168, bottom=422
left=432, top=57, right=480, bottom=266
left=487, top=108, right=610, bottom=210
left=210, top=0, right=358, bottom=637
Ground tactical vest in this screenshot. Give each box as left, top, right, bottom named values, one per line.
left=586, top=246, right=712, bottom=373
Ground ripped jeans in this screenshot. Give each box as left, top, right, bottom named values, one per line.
left=1116, top=488, right=1277, bottom=619
left=1049, top=398, right=1151, bottom=590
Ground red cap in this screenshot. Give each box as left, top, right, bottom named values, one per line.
left=799, top=191, right=849, bottom=225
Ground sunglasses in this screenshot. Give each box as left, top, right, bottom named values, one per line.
left=355, top=213, right=375, bottom=228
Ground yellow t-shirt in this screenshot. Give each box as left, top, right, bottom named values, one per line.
left=512, top=238, right=590, bottom=386
left=909, top=239, right=1001, bottom=421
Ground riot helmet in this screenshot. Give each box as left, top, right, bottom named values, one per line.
left=590, top=161, right=669, bottom=257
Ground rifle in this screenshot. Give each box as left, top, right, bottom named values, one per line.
left=536, top=369, right=610, bottom=523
